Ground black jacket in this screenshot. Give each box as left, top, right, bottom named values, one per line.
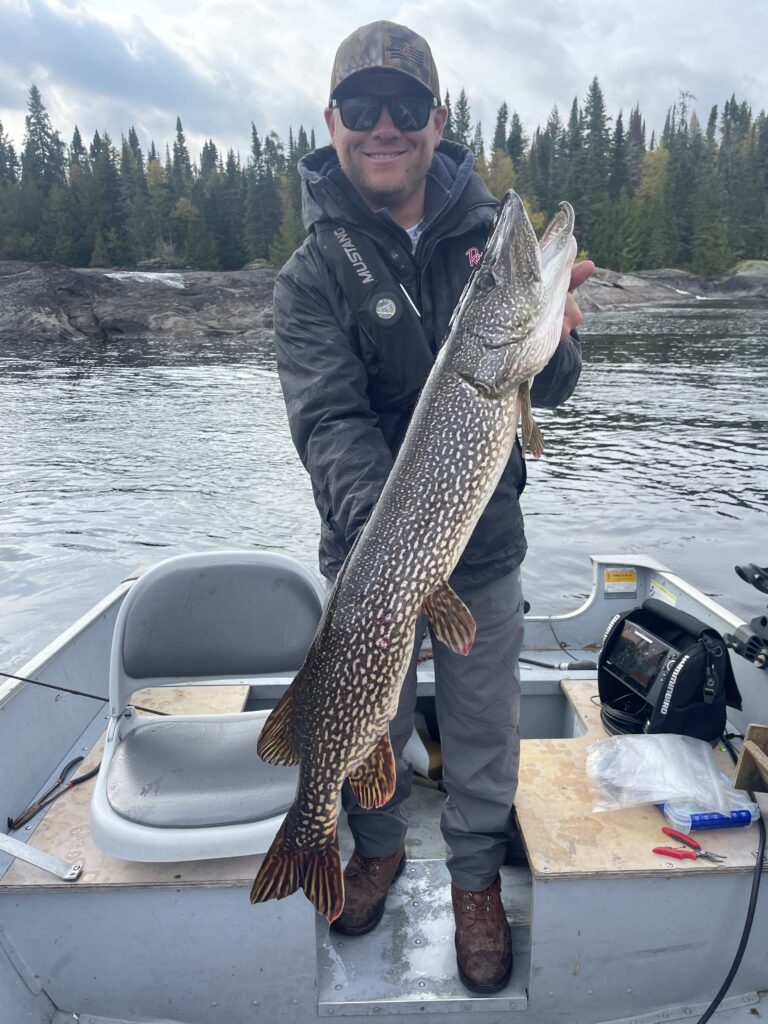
left=273, top=140, right=581, bottom=583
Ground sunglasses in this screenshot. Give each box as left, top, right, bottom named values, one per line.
left=331, top=94, right=438, bottom=132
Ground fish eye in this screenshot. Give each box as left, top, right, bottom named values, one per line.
left=474, top=267, right=495, bottom=293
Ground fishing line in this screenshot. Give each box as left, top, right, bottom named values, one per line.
left=0, top=669, right=169, bottom=716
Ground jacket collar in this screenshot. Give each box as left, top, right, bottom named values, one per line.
left=298, top=140, right=496, bottom=241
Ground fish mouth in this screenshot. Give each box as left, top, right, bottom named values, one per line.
left=482, top=191, right=575, bottom=284
left=539, top=200, right=576, bottom=272
left=481, top=192, right=536, bottom=280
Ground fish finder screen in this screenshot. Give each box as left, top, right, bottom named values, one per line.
left=605, top=621, right=674, bottom=694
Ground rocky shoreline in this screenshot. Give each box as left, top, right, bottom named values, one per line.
left=1, top=258, right=766, bottom=344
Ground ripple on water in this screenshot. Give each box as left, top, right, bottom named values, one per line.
left=1, top=304, right=767, bottom=665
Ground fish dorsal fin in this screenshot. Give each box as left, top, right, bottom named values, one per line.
left=423, top=583, right=476, bottom=656
left=256, top=674, right=302, bottom=765
left=348, top=733, right=397, bottom=810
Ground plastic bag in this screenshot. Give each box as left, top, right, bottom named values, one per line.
left=586, top=733, right=731, bottom=814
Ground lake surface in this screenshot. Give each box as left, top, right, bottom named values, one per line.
left=1, top=300, right=767, bottom=670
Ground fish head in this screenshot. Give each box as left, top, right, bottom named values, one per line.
left=446, top=191, right=576, bottom=398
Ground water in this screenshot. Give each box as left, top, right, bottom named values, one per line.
left=1, top=301, right=766, bottom=669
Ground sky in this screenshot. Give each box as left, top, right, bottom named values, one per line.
left=0, top=0, right=766, bottom=162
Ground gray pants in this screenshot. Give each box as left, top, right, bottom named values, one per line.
left=341, top=570, right=524, bottom=891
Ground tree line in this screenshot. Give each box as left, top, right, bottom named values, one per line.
left=0, top=81, right=765, bottom=276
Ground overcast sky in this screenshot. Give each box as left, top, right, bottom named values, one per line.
left=1, top=0, right=766, bottom=161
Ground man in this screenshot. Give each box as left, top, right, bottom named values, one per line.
left=273, top=21, right=593, bottom=995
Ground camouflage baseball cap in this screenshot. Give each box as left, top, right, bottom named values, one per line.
left=329, top=21, right=440, bottom=103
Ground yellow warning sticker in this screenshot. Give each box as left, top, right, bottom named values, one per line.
left=604, top=568, right=637, bottom=593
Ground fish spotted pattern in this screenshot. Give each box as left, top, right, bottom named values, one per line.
left=250, top=191, right=576, bottom=921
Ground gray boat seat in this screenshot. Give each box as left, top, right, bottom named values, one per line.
left=90, top=550, right=324, bottom=862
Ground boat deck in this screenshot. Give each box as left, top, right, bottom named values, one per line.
left=2, top=673, right=763, bottom=893
left=1, top=649, right=766, bottom=1023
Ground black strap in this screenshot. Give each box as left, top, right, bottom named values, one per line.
left=315, top=222, right=434, bottom=402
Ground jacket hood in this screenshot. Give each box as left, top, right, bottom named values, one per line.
left=297, top=139, right=495, bottom=235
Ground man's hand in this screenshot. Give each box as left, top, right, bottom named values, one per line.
left=561, top=259, right=595, bottom=339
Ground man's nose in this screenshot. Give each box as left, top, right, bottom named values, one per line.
left=371, top=101, right=401, bottom=135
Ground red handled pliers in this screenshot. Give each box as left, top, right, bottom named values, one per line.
left=653, top=827, right=727, bottom=863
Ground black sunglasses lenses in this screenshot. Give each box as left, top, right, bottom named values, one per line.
left=339, top=96, right=432, bottom=131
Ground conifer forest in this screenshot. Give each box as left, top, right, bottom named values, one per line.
left=0, top=81, right=765, bottom=276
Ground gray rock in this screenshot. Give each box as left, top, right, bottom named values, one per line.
left=0, top=260, right=278, bottom=343
left=1, top=258, right=766, bottom=344
left=578, top=262, right=768, bottom=312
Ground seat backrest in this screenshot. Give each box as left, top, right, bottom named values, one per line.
left=110, top=551, right=324, bottom=712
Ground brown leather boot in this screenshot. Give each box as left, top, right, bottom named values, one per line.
left=451, top=876, right=513, bottom=994
left=330, top=845, right=406, bottom=936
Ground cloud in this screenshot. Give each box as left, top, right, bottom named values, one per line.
left=0, top=0, right=766, bottom=163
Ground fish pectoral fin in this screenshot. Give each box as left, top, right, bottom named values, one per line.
left=423, top=583, right=477, bottom=656
left=250, top=821, right=344, bottom=923
left=519, top=380, right=544, bottom=458
left=256, top=676, right=301, bottom=765
left=348, top=733, right=397, bottom=810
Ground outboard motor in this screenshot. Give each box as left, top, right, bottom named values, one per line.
left=725, top=563, right=768, bottom=670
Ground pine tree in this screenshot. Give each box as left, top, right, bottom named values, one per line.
left=21, top=85, right=65, bottom=193
left=492, top=103, right=509, bottom=154
left=454, top=89, right=471, bottom=147
left=609, top=110, right=628, bottom=200
left=68, top=127, right=87, bottom=169
left=506, top=112, right=527, bottom=172
left=470, top=122, right=485, bottom=161
left=200, top=139, right=219, bottom=182
left=88, top=131, right=127, bottom=262
left=214, top=149, right=246, bottom=269
left=580, top=77, right=611, bottom=254
left=171, top=117, right=192, bottom=199
left=626, top=104, right=646, bottom=188
left=562, top=98, right=586, bottom=240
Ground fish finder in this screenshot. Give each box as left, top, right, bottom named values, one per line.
left=597, top=599, right=740, bottom=741
left=601, top=620, right=681, bottom=703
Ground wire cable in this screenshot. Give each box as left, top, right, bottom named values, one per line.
left=694, top=735, right=766, bottom=1024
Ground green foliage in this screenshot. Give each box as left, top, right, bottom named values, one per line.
left=268, top=175, right=306, bottom=267
left=0, top=82, right=765, bottom=274
left=480, top=149, right=516, bottom=200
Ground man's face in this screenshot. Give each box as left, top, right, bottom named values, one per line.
left=324, top=71, right=447, bottom=220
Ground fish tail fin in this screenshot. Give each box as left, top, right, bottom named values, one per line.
left=250, top=822, right=344, bottom=923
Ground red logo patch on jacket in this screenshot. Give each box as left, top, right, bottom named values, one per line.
left=465, top=246, right=482, bottom=267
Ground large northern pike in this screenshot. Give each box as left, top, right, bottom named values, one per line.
left=250, top=190, right=576, bottom=921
